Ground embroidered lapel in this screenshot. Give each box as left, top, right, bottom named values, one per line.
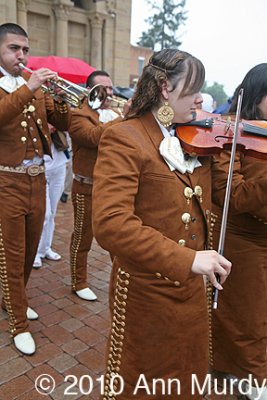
left=140, top=112, right=193, bottom=186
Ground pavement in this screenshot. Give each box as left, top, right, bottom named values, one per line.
left=0, top=200, right=244, bottom=400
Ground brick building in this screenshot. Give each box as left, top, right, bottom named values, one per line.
left=130, top=44, right=153, bottom=87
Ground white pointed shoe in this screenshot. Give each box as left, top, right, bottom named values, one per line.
left=45, top=249, right=61, bottom=261
left=33, top=256, right=42, bottom=269
left=14, top=332, right=36, bottom=355
left=76, top=288, right=97, bottom=301
left=26, top=307, right=39, bottom=320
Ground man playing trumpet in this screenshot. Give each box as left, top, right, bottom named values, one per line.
left=69, top=70, right=120, bottom=301
left=0, top=22, right=71, bottom=355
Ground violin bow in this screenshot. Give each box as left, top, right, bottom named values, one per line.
left=212, top=88, right=244, bottom=309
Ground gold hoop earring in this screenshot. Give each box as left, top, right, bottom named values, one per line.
left=157, top=102, right=174, bottom=127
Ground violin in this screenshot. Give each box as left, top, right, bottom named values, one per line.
left=175, top=109, right=267, bottom=160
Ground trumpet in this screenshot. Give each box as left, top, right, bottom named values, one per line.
left=18, top=63, right=106, bottom=110
left=107, top=95, right=128, bottom=109
left=92, top=85, right=129, bottom=109
left=91, top=85, right=129, bottom=113
left=107, top=95, right=129, bottom=118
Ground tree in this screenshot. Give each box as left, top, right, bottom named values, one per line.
left=202, top=81, right=228, bottom=108
left=137, top=0, right=187, bottom=50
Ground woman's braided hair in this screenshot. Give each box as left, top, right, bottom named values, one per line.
left=125, top=48, right=205, bottom=119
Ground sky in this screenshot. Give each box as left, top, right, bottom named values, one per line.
left=131, top=0, right=267, bottom=97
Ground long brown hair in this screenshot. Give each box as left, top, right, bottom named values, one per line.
left=229, top=63, right=267, bottom=120
left=126, top=49, right=205, bottom=119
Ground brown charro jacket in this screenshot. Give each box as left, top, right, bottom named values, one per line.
left=69, top=102, right=103, bottom=178
left=69, top=101, right=121, bottom=178
left=0, top=72, right=71, bottom=166
left=93, top=111, right=213, bottom=283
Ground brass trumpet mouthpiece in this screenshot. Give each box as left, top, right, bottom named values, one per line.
left=19, top=63, right=31, bottom=72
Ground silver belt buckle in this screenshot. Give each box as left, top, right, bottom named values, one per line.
left=74, top=174, right=92, bottom=184
left=27, top=164, right=41, bottom=176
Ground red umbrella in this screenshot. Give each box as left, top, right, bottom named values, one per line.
left=27, top=55, right=95, bottom=84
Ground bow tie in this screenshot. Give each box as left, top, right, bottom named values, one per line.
left=159, top=136, right=202, bottom=174
left=0, top=75, right=26, bottom=93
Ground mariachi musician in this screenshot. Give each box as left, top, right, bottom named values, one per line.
left=92, top=49, right=232, bottom=400
left=212, top=64, right=267, bottom=400
left=69, top=70, right=121, bottom=302
left=0, top=23, right=71, bottom=355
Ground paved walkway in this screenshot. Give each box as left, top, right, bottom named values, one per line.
left=0, top=200, right=243, bottom=399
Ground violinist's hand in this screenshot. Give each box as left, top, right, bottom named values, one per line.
left=191, top=250, right=232, bottom=290
left=26, top=68, right=58, bottom=92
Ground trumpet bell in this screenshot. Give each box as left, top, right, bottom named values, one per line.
left=87, top=84, right=128, bottom=112
left=88, top=84, right=107, bottom=110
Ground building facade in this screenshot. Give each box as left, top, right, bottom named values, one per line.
left=0, top=0, right=132, bottom=87
left=130, top=44, right=153, bottom=87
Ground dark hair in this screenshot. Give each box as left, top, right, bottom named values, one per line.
left=229, top=63, right=267, bottom=120
left=0, top=23, right=28, bottom=43
left=86, top=70, right=110, bottom=88
left=126, top=49, right=205, bottom=119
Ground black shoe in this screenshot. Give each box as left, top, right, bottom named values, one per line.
left=60, top=192, right=68, bottom=203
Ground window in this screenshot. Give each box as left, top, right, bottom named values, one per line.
left=138, top=57, right=145, bottom=76
left=72, top=0, right=84, bottom=8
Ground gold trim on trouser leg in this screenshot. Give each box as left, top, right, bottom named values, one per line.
left=0, top=222, right=17, bottom=336
left=103, top=268, right=130, bottom=400
left=70, top=193, right=85, bottom=291
left=206, top=212, right=217, bottom=367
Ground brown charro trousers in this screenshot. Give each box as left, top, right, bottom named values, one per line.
left=0, top=77, right=71, bottom=336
